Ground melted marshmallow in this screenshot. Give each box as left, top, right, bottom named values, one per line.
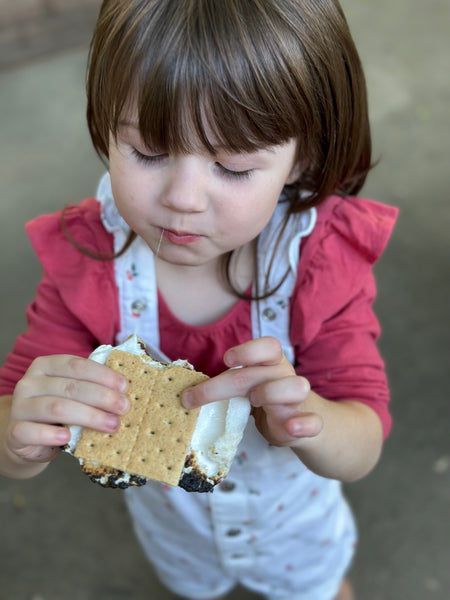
left=66, top=335, right=250, bottom=488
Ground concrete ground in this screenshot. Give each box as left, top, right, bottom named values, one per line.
left=0, top=1, right=449, bottom=599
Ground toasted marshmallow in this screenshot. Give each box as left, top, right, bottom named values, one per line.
left=65, top=336, right=250, bottom=492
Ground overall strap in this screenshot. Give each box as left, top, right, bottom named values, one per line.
left=96, top=173, right=161, bottom=351
left=251, top=202, right=317, bottom=364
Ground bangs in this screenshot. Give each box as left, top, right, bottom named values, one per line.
left=88, top=0, right=316, bottom=157
left=87, top=0, right=372, bottom=203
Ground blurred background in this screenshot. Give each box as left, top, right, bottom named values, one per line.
left=0, top=1, right=449, bottom=599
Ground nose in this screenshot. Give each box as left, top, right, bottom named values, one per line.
left=162, top=156, right=208, bottom=213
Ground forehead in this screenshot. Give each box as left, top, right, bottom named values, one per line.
left=117, top=100, right=280, bottom=156
left=104, top=10, right=308, bottom=153
left=91, top=0, right=328, bottom=160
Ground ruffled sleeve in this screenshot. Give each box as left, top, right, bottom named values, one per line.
left=0, top=199, right=119, bottom=395
left=291, top=196, right=398, bottom=438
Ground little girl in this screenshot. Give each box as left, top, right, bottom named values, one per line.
left=0, top=1, right=398, bottom=599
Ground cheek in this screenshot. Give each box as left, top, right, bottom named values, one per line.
left=109, top=175, right=129, bottom=213
left=109, top=161, right=147, bottom=216
left=109, top=150, right=142, bottom=205
left=222, top=195, right=277, bottom=243
left=109, top=176, right=142, bottom=231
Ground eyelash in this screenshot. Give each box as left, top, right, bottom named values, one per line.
left=131, top=148, right=253, bottom=181
left=216, top=164, right=253, bottom=181
left=131, top=148, right=166, bottom=166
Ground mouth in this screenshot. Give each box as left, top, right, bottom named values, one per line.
left=162, top=229, right=203, bottom=245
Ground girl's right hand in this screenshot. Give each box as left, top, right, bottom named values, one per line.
left=6, top=354, right=130, bottom=466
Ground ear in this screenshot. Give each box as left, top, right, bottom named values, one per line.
left=285, top=160, right=302, bottom=185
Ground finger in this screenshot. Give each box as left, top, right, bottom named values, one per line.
left=27, top=355, right=129, bottom=393
left=8, top=420, right=71, bottom=451
left=182, top=362, right=291, bottom=408
left=14, top=395, right=121, bottom=434
left=224, top=337, right=285, bottom=368
left=17, top=375, right=129, bottom=416
left=253, top=409, right=322, bottom=446
left=285, top=413, right=323, bottom=438
left=249, top=376, right=311, bottom=407
left=7, top=439, right=62, bottom=465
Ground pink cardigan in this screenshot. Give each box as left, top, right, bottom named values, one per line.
left=0, top=195, right=398, bottom=437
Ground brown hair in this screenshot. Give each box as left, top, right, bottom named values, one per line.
left=88, top=0, right=371, bottom=205
left=69, top=0, right=373, bottom=294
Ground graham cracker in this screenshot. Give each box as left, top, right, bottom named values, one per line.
left=73, top=349, right=208, bottom=486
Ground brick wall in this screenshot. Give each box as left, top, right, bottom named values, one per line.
left=0, top=0, right=101, bottom=70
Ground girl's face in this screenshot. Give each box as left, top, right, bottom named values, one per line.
left=108, top=122, right=300, bottom=270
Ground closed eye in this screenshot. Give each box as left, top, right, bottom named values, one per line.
left=131, top=148, right=253, bottom=180
left=131, top=148, right=167, bottom=165
left=215, top=162, right=253, bottom=181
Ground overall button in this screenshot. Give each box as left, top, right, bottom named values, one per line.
left=226, top=528, right=242, bottom=537
left=131, top=300, right=147, bottom=314
left=262, top=307, right=277, bottom=321
left=219, top=481, right=236, bottom=492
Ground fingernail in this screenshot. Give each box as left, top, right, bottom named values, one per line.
left=106, top=414, right=120, bottom=431
left=119, top=395, right=129, bottom=414
left=119, top=377, right=129, bottom=393
left=181, top=390, right=193, bottom=409
left=225, top=350, right=236, bottom=367
left=290, top=421, right=303, bottom=437
left=249, top=391, right=261, bottom=407
left=304, top=379, right=311, bottom=394
left=56, top=427, right=70, bottom=443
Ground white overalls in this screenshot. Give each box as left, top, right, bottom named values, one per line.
left=97, top=174, right=356, bottom=600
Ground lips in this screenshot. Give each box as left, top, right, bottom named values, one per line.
left=162, top=229, right=202, bottom=245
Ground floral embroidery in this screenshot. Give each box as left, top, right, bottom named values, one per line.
left=276, top=298, right=289, bottom=310
left=235, top=451, right=248, bottom=465
left=126, top=263, right=139, bottom=280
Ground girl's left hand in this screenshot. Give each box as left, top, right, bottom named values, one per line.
left=181, top=336, right=323, bottom=447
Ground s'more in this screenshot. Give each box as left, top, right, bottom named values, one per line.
left=64, top=335, right=250, bottom=492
